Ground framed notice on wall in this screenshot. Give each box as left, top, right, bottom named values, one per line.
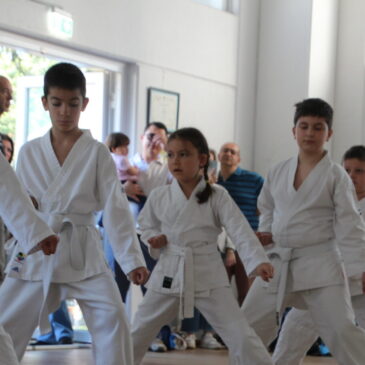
left=147, top=87, right=180, bottom=132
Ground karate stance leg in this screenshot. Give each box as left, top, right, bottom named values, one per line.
left=0, top=324, right=19, bottom=365
left=304, top=284, right=365, bottom=365
left=241, top=278, right=280, bottom=346
left=272, top=308, right=318, bottom=365
left=66, top=272, right=133, bottom=365
left=0, top=277, right=44, bottom=360
left=132, top=291, right=179, bottom=365
left=197, top=287, right=273, bottom=365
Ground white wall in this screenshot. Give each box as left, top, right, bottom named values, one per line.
left=332, top=0, right=365, bottom=163
left=3, top=0, right=362, bottom=174
left=254, top=0, right=313, bottom=176
left=135, top=64, right=236, bottom=152
left=0, top=0, right=239, bottom=150
left=253, top=0, right=339, bottom=176
left=234, top=0, right=261, bottom=169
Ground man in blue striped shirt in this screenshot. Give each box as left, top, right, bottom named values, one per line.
left=217, top=142, right=264, bottom=230
left=217, top=142, right=264, bottom=305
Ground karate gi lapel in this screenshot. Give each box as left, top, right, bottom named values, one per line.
left=168, top=178, right=206, bottom=245
left=276, top=153, right=332, bottom=232
left=39, top=129, right=94, bottom=210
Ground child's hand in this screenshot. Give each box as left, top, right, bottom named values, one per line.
left=255, top=262, right=274, bottom=282
left=148, top=235, right=168, bottom=249
left=128, top=267, right=150, bottom=285
left=224, top=249, right=236, bottom=267
left=39, top=235, right=59, bottom=255
left=256, top=232, right=273, bottom=246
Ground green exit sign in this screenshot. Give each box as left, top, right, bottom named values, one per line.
left=48, top=9, right=73, bottom=39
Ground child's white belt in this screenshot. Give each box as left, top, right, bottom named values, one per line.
left=164, top=243, right=218, bottom=320
left=267, top=241, right=337, bottom=324
left=38, top=212, right=94, bottom=334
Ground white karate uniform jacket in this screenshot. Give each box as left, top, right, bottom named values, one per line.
left=138, top=178, right=270, bottom=318
left=6, top=130, right=145, bottom=283
left=0, top=152, right=53, bottom=252
left=346, top=197, right=365, bottom=295
left=259, top=152, right=365, bottom=297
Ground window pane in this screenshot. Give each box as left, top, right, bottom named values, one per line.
left=192, top=0, right=228, bottom=11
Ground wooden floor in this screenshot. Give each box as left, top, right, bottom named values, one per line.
left=22, top=347, right=338, bottom=364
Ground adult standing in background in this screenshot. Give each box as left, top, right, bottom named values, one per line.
left=113, top=122, right=170, bottom=301
left=114, top=122, right=172, bottom=352
left=217, top=142, right=264, bottom=305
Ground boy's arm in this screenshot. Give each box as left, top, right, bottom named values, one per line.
left=0, top=153, right=55, bottom=253
left=216, top=187, right=272, bottom=277
left=97, top=146, right=146, bottom=275
left=334, top=173, right=365, bottom=277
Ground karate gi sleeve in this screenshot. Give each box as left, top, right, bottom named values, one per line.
left=0, top=153, right=54, bottom=253
left=137, top=191, right=164, bottom=260
left=333, top=171, right=365, bottom=277
left=257, top=174, right=275, bottom=233
left=214, top=187, right=270, bottom=276
left=97, top=145, right=146, bottom=274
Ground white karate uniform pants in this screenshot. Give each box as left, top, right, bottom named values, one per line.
left=132, top=286, right=274, bottom=365
left=242, top=279, right=365, bottom=365
left=272, top=294, right=365, bottom=365
left=0, top=325, right=19, bottom=365
left=0, top=272, right=132, bottom=365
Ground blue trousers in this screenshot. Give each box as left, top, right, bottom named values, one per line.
left=37, top=301, right=73, bottom=343
left=181, top=308, right=213, bottom=333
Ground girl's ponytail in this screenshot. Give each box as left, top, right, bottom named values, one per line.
left=196, top=163, right=213, bottom=204
left=168, top=127, right=214, bottom=204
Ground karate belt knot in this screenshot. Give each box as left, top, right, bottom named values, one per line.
left=164, top=243, right=217, bottom=320
left=267, top=241, right=336, bottom=325
left=38, top=212, right=94, bottom=334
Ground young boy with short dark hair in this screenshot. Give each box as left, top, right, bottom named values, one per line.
left=243, top=98, right=365, bottom=364
left=271, top=144, right=365, bottom=365
left=0, top=62, right=148, bottom=365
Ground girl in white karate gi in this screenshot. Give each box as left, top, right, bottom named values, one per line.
left=272, top=145, right=365, bottom=365
left=132, top=127, right=275, bottom=365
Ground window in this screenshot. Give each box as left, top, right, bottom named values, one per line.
left=191, top=0, right=239, bottom=13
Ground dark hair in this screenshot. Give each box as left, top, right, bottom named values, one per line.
left=168, top=127, right=213, bottom=204
left=44, top=63, right=86, bottom=98
left=144, top=122, right=168, bottom=135
left=105, top=132, right=130, bottom=152
left=343, top=145, right=365, bottom=162
left=0, top=133, right=14, bottom=163
left=293, top=98, right=333, bottom=128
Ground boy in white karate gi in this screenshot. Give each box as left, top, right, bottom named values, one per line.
left=271, top=144, right=365, bottom=365
left=242, top=98, right=365, bottom=365
left=0, top=63, right=149, bottom=365
left=0, top=152, right=58, bottom=365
